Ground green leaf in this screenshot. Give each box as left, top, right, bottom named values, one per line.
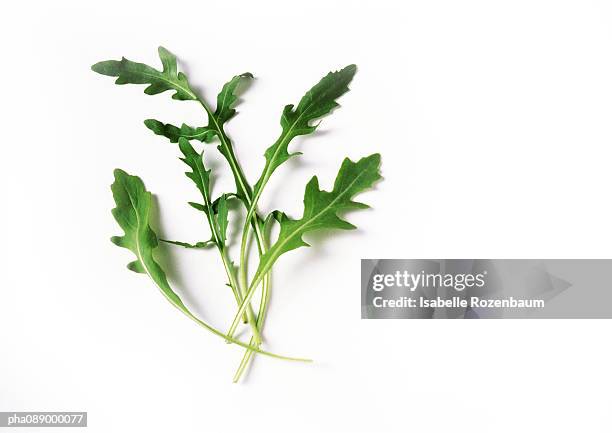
left=212, top=193, right=237, bottom=210
left=92, top=46, right=196, bottom=101
left=263, top=210, right=284, bottom=236
left=109, top=170, right=310, bottom=363
left=144, top=119, right=215, bottom=143
left=216, top=194, right=230, bottom=246
left=213, top=73, right=253, bottom=125
left=227, top=154, right=381, bottom=339
left=189, top=202, right=206, bottom=212
left=206, top=73, right=254, bottom=203
left=161, top=239, right=215, bottom=249
left=93, top=48, right=254, bottom=207
left=178, top=137, right=211, bottom=205
left=141, top=73, right=252, bottom=149
left=178, top=138, right=230, bottom=248
left=254, top=153, right=380, bottom=284
left=110, top=169, right=185, bottom=308
left=254, top=65, right=357, bottom=194
left=139, top=70, right=254, bottom=206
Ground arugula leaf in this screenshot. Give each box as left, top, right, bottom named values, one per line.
left=227, top=154, right=381, bottom=338
left=212, top=193, right=238, bottom=210
left=161, top=239, right=215, bottom=249
left=110, top=169, right=181, bottom=300
left=177, top=137, right=227, bottom=248
left=95, top=51, right=379, bottom=380
left=188, top=202, right=206, bottom=212
left=178, top=137, right=212, bottom=207
left=263, top=152, right=380, bottom=276
left=235, top=65, right=357, bottom=303
left=137, top=67, right=254, bottom=206
left=91, top=46, right=254, bottom=210
left=216, top=194, right=230, bottom=246
left=144, top=119, right=215, bottom=143
left=92, top=46, right=197, bottom=100
left=263, top=210, right=284, bottom=236
left=265, top=154, right=380, bottom=258
left=174, top=140, right=230, bottom=247
left=213, top=73, right=253, bottom=124
left=178, top=139, right=261, bottom=339
left=253, top=65, right=357, bottom=194
left=188, top=197, right=237, bottom=213
left=205, top=73, right=254, bottom=203
left=110, top=169, right=307, bottom=362
left=177, top=138, right=232, bottom=247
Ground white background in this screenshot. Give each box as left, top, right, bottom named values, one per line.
left=2, top=1, right=612, bottom=432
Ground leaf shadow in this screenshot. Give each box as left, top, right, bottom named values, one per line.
left=293, top=217, right=372, bottom=268
left=150, top=194, right=213, bottom=319
left=200, top=151, right=223, bottom=194
left=150, top=195, right=182, bottom=284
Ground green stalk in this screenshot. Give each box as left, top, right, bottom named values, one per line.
left=195, top=137, right=262, bottom=343
left=149, top=271, right=308, bottom=362
left=181, top=308, right=307, bottom=362
left=196, top=97, right=253, bottom=204
left=233, top=270, right=271, bottom=382
left=233, top=219, right=274, bottom=382
left=237, top=133, right=291, bottom=296
left=232, top=211, right=271, bottom=379
left=227, top=268, right=268, bottom=339
left=219, top=247, right=260, bottom=341
left=233, top=123, right=301, bottom=350
left=233, top=130, right=296, bottom=380
left=195, top=96, right=273, bottom=370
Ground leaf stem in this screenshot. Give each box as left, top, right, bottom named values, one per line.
left=237, top=134, right=290, bottom=293
left=233, top=135, right=296, bottom=380
left=178, top=129, right=260, bottom=344
left=227, top=269, right=268, bottom=339
left=233, top=270, right=271, bottom=382
left=195, top=95, right=272, bottom=364
left=153, top=274, right=309, bottom=362
left=200, top=164, right=262, bottom=343
left=233, top=219, right=275, bottom=381
left=235, top=130, right=299, bottom=352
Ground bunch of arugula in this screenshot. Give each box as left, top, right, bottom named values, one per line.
left=92, top=47, right=381, bottom=382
